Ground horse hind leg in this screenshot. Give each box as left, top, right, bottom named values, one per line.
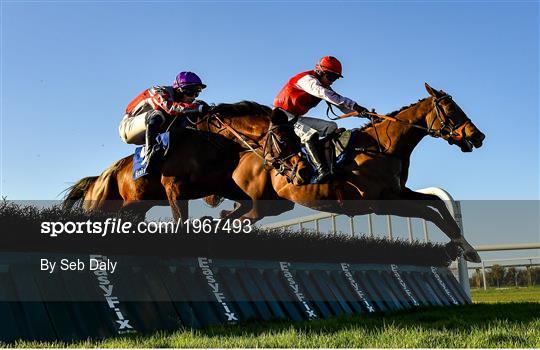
left=120, top=200, right=153, bottom=222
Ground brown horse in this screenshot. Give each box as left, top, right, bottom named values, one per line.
left=63, top=102, right=300, bottom=222
left=194, top=101, right=301, bottom=182
left=210, top=84, right=486, bottom=262
left=63, top=129, right=248, bottom=219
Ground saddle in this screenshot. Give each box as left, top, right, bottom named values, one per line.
left=132, top=132, right=171, bottom=180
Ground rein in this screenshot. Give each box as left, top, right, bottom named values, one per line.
left=212, top=114, right=265, bottom=162
left=338, top=95, right=470, bottom=140
left=207, top=114, right=298, bottom=180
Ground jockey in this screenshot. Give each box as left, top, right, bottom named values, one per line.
left=119, top=71, right=210, bottom=169
left=273, top=56, right=370, bottom=183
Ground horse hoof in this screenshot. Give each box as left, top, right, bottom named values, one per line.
left=444, top=242, right=460, bottom=260
left=464, top=251, right=481, bottom=263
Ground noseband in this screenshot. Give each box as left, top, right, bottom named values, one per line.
left=429, top=95, right=471, bottom=141
left=263, top=124, right=301, bottom=182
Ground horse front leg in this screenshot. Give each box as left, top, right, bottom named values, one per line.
left=376, top=192, right=480, bottom=263
left=161, top=177, right=189, bottom=225
left=169, top=198, right=188, bottom=225
left=400, top=189, right=461, bottom=237
left=219, top=201, right=240, bottom=219
left=400, top=189, right=480, bottom=263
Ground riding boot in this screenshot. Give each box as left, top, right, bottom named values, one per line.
left=143, top=112, right=163, bottom=170
left=304, top=138, right=331, bottom=183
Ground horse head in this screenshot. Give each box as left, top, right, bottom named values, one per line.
left=424, top=83, right=485, bottom=152
left=201, top=101, right=306, bottom=185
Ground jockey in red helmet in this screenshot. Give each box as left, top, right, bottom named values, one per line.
left=119, top=71, right=210, bottom=169
left=273, top=56, right=370, bottom=183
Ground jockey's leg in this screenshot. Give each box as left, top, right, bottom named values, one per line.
left=295, top=117, right=337, bottom=183
left=297, top=116, right=338, bottom=139
left=119, top=113, right=147, bottom=145
left=143, top=111, right=165, bottom=168
left=304, top=135, right=331, bottom=183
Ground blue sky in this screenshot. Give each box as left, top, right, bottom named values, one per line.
left=1, top=1, right=538, bottom=201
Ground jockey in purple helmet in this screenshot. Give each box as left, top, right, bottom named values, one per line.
left=119, top=71, right=210, bottom=169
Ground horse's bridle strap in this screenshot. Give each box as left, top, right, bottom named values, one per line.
left=212, top=114, right=267, bottom=163
left=337, top=95, right=467, bottom=139
left=211, top=115, right=296, bottom=174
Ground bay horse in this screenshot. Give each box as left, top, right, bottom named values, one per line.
left=63, top=129, right=249, bottom=221
left=208, top=84, right=486, bottom=262
left=63, top=102, right=300, bottom=222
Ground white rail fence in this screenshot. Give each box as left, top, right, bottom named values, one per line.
left=465, top=246, right=540, bottom=290
left=261, top=187, right=540, bottom=297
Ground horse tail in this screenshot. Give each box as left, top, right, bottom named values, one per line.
left=62, top=176, right=99, bottom=211
left=62, top=156, right=129, bottom=212
left=202, top=195, right=224, bottom=208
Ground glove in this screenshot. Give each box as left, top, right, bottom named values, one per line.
left=353, top=103, right=369, bottom=117
left=196, top=100, right=211, bottom=115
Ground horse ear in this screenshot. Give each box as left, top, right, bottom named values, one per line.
left=425, top=83, right=443, bottom=98
left=425, top=82, right=436, bottom=96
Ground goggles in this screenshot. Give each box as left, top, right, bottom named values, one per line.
left=181, top=87, right=203, bottom=96
left=324, top=71, right=340, bottom=82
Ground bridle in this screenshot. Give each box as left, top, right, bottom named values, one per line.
left=371, top=94, right=471, bottom=141
left=334, top=93, right=474, bottom=155
left=262, top=126, right=300, bottom=182
left=428, top=94, right=471, bottom=142
left=201, top=113, right=300, bottom=181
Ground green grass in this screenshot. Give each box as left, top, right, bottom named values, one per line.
left=10, top=287, right=540, bottom=348
left=472, top=285, right=540, bottom=303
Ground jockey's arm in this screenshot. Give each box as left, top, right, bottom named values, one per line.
left=296, top=75, right=357, bottom=114
left=149, top=87, right=200, bottom=116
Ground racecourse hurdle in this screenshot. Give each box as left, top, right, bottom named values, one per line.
left=0, top=252, right=467, bottom=343
left=0, top=194, right=470, bottom=343
left=261, top=187, right=472, bottom=297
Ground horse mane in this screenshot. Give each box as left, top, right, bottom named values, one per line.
left=387, top=97, right=430, bottom=117
left=211, top=100, right=272, bottom=119
left=359, top=97, right=430, bottom=131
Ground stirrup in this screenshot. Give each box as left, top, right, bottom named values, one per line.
left=313, top=167, right=331, bottom=183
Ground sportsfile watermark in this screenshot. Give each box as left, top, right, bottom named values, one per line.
left=40, top=218, right=252, bottom=237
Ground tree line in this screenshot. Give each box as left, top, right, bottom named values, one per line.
left=469, top=264, right=540, bottom=288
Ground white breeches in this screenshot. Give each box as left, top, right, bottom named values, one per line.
left=118, top=112, right=151, bottom=145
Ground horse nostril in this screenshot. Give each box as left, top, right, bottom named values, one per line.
left=471, top=133, right=485, bottom=148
